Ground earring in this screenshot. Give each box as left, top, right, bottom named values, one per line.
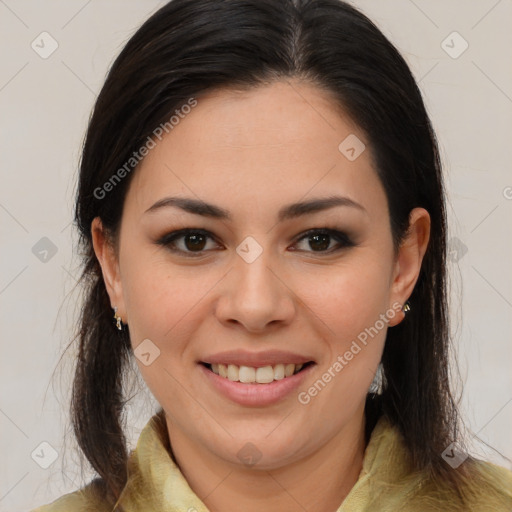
left=402, top=300, right=411, bottom=314
left=113, top=306, right=123, bottom=330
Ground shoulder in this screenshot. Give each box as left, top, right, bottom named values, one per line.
left=415, top=458, right=512, bottom=511
left=30, top=478, right=113, bottom=512
left=384, top=459, right=512, bottom=512
left=406, top=453, right=512, bottom=511
left=362, top=416, right=512, bottom=511
left=459, top=458, right=512, bottom=509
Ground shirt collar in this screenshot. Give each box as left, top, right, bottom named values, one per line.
left=114, top=410, right=402, bottom=511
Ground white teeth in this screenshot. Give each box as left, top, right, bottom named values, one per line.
left=208, top=362, right=307, bottom=383
left=285, top=363, right=295, bottom=377
left=239, top=366, right=256, bottom=383
left=218, top=363, right=228, bottom=378
left=274, top=363, right=285, bottom=380
left=256, top=366, right=274, bottom=384
left=227, top=364, right=239, bottom=381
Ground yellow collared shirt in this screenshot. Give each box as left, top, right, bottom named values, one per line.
left=31, top=413, right=512, bottom=511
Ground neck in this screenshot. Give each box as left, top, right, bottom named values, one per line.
left=165, top=411, right=367, bottom=512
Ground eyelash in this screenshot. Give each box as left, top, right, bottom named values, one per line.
left=155, top=227, right=355, bottom=258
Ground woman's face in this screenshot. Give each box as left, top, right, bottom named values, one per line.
left=93, top=80, right=429, bottom=469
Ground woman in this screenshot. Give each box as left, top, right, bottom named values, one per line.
left=32, top=0, right=512, bottom=510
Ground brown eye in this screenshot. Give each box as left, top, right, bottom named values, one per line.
left=293, top=229, right=355, bottom=253
left=183, top=233, right=208, bottom=251
left=307, top=232, right=331, bottom=251
left=156, top=229, right=219, bottom=256
left=156, top=227, right=355, bottom=258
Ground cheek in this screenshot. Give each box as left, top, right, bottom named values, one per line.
left=297, top=257, right=393, bottom=341
left=293, top=255, right=391, bottom=411
left=121, top=262, right=214, bottom=413
left=298, top=268, right=388, bottom=424
left=121, top=251, right=225, bottom=360
left=124, top=270, right=202, bottom=340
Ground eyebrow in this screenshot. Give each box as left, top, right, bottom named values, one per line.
left=144, top=195, right=367, bottom=221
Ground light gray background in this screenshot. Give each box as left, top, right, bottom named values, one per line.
left=1, top=1, right=511, bottom=510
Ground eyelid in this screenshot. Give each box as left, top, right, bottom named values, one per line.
left=155, top=227, right=355, bottom=257
left=293, top=228, right=354, bottom=250
left=155, top=228, right=221, bottom=257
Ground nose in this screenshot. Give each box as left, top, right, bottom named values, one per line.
left=214, top=247, right=296, bottom=333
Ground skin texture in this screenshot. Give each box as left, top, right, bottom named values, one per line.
left=92, top=79, right=430, bottom=512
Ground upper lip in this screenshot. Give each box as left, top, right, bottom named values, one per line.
left=201, top=350, right=315, bottom=368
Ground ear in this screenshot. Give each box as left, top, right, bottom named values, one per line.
left=387, top=207, right=430, bottom=327
left=91, top=216, right=126, bottom=322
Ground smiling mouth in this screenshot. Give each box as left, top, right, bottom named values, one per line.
left=201, top=362, right=314, bottom=384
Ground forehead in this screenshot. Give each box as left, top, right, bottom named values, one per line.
left=124, top=79, right=386, bottom=221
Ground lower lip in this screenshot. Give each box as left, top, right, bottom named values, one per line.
left=199, top=363, right=315, bottom=407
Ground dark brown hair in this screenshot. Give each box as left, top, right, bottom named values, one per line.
left=69, top=0, right=471, bottom=505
